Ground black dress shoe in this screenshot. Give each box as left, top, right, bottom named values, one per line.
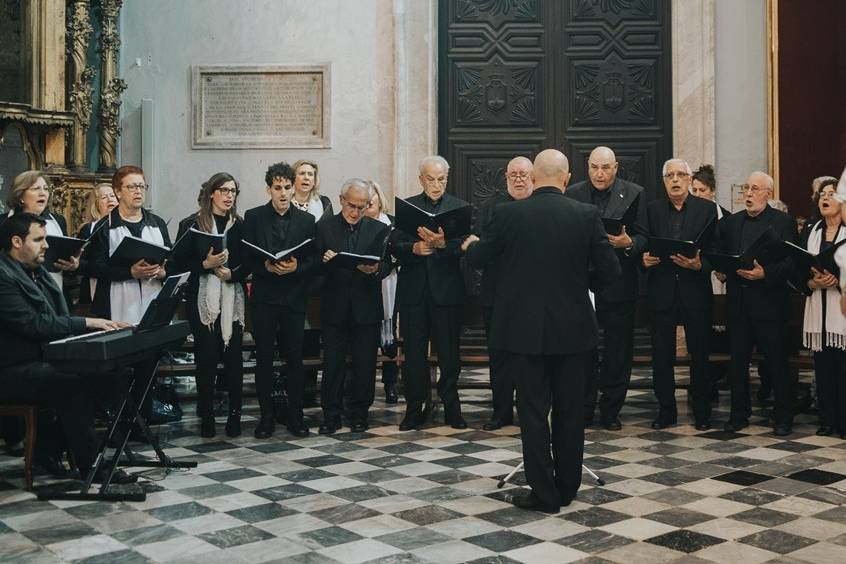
left=773, top=424, right=792, bottom=437
left=288, top=425, right=310, bottom=438
left=511, top=491, right=559, bottom=513
left=816, top=425, right=835, bottom=436
left=350, top=421, right=368, bottom=433
left=200, top=416, right=216, bottom=438
left=319, top=419, right=341, bottom=435
left=225, top=410, right=241, bottom=438
left=723, top=419, right=749, bottom=432
left=253, top=418, right=275, bottom=439
left=695, top=421, right=712, bottom=431
left=384, top=384, right=398, bottom=404
left=601, top=417, right=622, bottom=431
left=483, top=419, right=511, bottom=431
left=446, top=415, right=468, bottom=430
left=399, top=405, right=423, bottom=431
left=651, top=417, right=677, bottom=430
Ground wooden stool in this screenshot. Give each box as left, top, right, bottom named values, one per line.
left=0, top=405, right=37, bottom=490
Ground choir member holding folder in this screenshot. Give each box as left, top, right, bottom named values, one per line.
left=76, top=184, right=118, bottom=304
left=242, top=162, right=316, bottom=439
left=799, top=179, right=846, bottom=438
left=565, top=146, right=646, bottom=431
left=316, top=179, right=390, bottom=434
left=391, top=156, right=471, bottom=431
left=714, top=171, right=798, bottom=436
left=641, top=159, right=717, bottom=430
left=174, top=173, right=246, bottom=439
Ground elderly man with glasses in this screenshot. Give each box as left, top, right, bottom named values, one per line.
left=641, top=159, right=718, bottom=431
left=390, top=155, right=470, bottom=431
left=715, top=171, right=798, bottom=436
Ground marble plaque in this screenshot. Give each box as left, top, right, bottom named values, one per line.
left=192, top=64, right=331, bottom=149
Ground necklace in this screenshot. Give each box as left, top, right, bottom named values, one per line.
left=291, top=198, right=310, bottom=212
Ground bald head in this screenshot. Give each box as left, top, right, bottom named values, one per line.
left=532, top=149, right=571, bottom=191
left=587, top=146, right=619, bottom=191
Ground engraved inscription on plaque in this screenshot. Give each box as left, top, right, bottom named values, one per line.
left=192, top=64, right=331, bottom=149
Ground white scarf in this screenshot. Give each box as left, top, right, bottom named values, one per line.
left=107, top=214, right=164, bottom=324
left=711, top=202, right=726, bottom=296
left=377, top=211, right=397, bottom=345
left=197, top=216, right=244, bottom=346
left=803, top=221, right=846, bottom=351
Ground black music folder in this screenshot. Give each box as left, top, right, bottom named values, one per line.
left=782, top=238, right=846, bottom=278
left=241, top=238, right=314, bottom=264
left=394, top=198, right=472, bottom=238
left=188, top=227, right=225, bottom=259
left=329, top=252, right=380, bottom=271
left=44, top=235, right=87, bottom=272
left=601, top=193, right=641, bottom=236
left=648, top=219, right=716, bottom=260
left=108, top=235, right=171, bottom=266
left=136, top=272, right=190, bottom=332
left=703, top=226, right=785, bottom=273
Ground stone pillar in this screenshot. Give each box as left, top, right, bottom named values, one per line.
left=68, top=0, right=95, bottom=171
left=98, top=0, right=126, bottom=173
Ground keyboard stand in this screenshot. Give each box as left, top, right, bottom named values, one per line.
left=38, top=359, right=197, bottom=502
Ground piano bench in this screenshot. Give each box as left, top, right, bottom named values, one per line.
left=0, top=404, right=37, bottom=491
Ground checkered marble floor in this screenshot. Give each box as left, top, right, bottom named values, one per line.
left=1, top=366, right=845, bottom=564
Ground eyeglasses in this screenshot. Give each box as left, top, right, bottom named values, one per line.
left=507, top=171, right=530, bottom=180
left=739, top=184, right=771, bottom=195
left=123, top=183, right=148, bottom=192
left=663, top=172, right=690, bottom=180
left=216, top=187, right=240, bottom=195
left=423, top=176, right=448, bottom=185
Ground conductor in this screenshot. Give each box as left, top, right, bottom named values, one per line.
left=463, top=149, right=620, bottom=512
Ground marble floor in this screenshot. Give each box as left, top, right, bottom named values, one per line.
left=1, top=367, right=845, bottom=564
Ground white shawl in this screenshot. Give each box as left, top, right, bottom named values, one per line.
left=196, top=216, right=244, bottom=346
left=107, top=215, right=164, bottom=324
left=803, top=221, right=846, bottom=351
left=377, top=212, right=397, bottom=345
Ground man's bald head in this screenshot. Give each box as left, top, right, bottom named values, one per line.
left=532, top=149, right=571, bottom=191
left=587, top=146, right=619, bottom=191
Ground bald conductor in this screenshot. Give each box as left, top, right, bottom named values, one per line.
left=464, top=149, right=620, bottom=512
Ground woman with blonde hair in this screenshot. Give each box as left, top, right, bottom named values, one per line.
left=290, top=159, right=333, bottom=220
left=77, top=183, right=118, bottom=304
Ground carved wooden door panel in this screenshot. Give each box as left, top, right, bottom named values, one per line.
left=439, top=0, right=673, bottom=213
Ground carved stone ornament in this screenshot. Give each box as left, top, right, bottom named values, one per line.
left=70, top=66, right=96, bottom=129
left=98, top=77, right=127, bottom=169
left=98, top=0, right=123, bottom=62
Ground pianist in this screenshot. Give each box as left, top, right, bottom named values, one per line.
left=0, top=212, right=131, bottom=482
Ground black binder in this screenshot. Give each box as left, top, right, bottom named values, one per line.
left=394, top=198, right=471, bottom=238
left=44, top=235, right=87, bottom=272
left=241, top=238, right=314, bottom=264
left=328, top=252, right=380, bottom=271
left=601, top=193, right=641, bottom=236
left=189, top=227, right=226, bottom=259
left=782, top=238, right=846, bottom=279
left=648, top=218, right=716, bottom=260
left=108, top=235, right=171, bottom=266
left=703, top=226, right=786, bottom=273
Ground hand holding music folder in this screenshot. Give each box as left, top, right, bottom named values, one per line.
left=327, top=252, right=380, bottom=271
left=647, top=218, right=716, bottom=260
left=782, top=238, right=846, bottom=279
left=394, top=197, right=471, bottom=239
left=44, top=235, right=87, bottom=272
left=188, top=227, right=225, bottom=259
left=108, top=235, right=171, bottom=267
left=602, top=193, right=641, bottom=236
left=703, top=226, right=786, bottom=274
left=241, top=238, right=314, bottom=264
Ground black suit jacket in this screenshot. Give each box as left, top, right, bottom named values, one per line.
left=391, top=192, right=468, bottom=307
left=242, top=202, right=316, bottom=311
left=0, top=253, right=87, bottom=368
left=474, top=191, right=513, bottom=308
left=565, top=178, right=647, bottom=303
left=716, top=205, right=798, bottom=322
left=466, top=187, right=620, bottom=355
left=643, top=194, right=717, bottom=311
left=316, top=214, right=390, bottom=325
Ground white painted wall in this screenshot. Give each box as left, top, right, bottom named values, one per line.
left=714, top=0, right=768, bottom=211
left=119, top=0, right=398, bottom=231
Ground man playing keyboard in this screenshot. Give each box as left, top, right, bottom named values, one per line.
left=0, top=212, right=134, bottom=483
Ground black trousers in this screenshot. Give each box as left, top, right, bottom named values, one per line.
left=585, top=299, right=636, bottom=421
left=649, top=300, right=711, bottom=423
left=0, top=362, right=97, bottom=472
left=252, top=302, right=306, bottom=427
left=399, top=293, right=462, bottom=417
left=187, top=303, right=244, bottom=417
left=380, top=317, right=399, bottom=387
left=727, top=314, right=793, bottom=425
left=512, top=351, right=591, bottom=507
left=814, top=346, right=846, bottom=432
left=321, top=315, right=379, bottom=423
left=483, top=306, right=515, bottom=423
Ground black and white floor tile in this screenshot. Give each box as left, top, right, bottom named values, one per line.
left=1, top=367, right=845, bottom=563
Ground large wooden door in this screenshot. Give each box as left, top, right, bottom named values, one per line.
left=439, top=0, right=673, bottom=216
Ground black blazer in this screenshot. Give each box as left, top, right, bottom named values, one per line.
left=75, top=218, right=107, bottom=304
left=391, top=192, right=468, bottom=307
left=242, top=202, right=316, bottom=311
left=466, top=187, right=620, bottom=355
left=474, top=191, right=513, bottom=308
left=316, top=214, right=390, bottom=325
left=565, top=178, right=647, bottom=303
left=88, top=207, right=173, bottom=319
left=0, top=253, right=87, bottom=369
left=716, top=205, right=798, bottom=322
left=642, top=194, right=717, bottom=311
left=172, top=212, right=246, bottom=303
